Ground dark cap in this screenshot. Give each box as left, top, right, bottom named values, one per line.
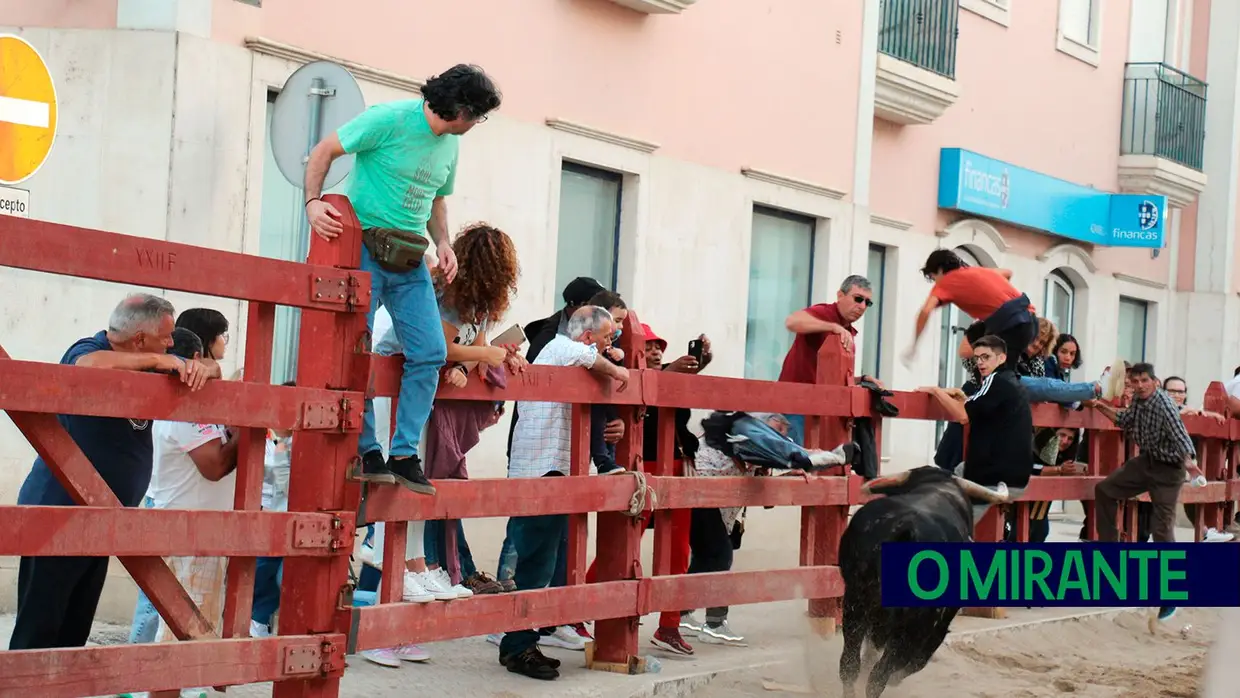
left=562, top=277, right=606, bottom=308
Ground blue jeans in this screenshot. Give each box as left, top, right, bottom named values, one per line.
left=1019, top=377, right=1095, bottom=404
left=424, top=519, right=478, bottom=579
left=498, top=514, right=568, bottom=659
left=252, top=556, right=284, bottom=626
left=357, top=251, right=448, bottom=459
left=730, top=414, right=814, bottom=469
left=496, top=520, right=566, bottom=587
left=128, top=497, right=159, bottom=644
left=497, top=522, right=517, bottom=582
left=785, top=414, right=805, bottom=447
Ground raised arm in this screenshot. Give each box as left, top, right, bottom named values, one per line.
left=785, top=309, right=846, bottom=336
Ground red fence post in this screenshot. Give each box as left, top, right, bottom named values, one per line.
left=804, top=338, right=851, bottom=634
left=273, top=195, right=368, bottom=698
left=589, top=312, right=645, bottom=670
left=221, top=301, right=276, bottom=639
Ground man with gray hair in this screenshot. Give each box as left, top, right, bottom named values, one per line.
left=9, top=293, right=218, bottom=651
left=500, top=305, right=629, bottom=680
left=777, top=275, right=875, bottom=444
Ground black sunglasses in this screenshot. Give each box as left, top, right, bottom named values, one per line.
left=852, top=295, right=873, bottom=308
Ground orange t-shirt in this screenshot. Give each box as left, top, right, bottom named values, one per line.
left=930, top=267, right=1028, bottom=320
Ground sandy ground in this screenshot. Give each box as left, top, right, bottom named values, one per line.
left=694, top=607, right=1216, bottom=698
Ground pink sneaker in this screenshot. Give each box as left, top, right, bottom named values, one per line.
left=394, top=644, right=430, bottom=662
left=360, top=647, right=401, bottom=668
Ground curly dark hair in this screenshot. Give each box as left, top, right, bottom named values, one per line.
left=435, top=223, right=520, bottom=325
left=422, top=64, right=502, bottom=121
left=920, top=249, right=967, bottom=278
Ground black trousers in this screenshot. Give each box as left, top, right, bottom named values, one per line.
left=687, top=508, right=735, bottom=623
left=991, top=316, right=1037, bottom=374
left=9, top=555, right=109, bottom=649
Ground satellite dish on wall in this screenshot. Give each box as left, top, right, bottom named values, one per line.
left=270, top=60, right=366, bottom=190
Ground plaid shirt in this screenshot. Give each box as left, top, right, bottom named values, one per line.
left=1116, top=389, right=1196, bottom=464
left=508, top=335, right=599, bottom=478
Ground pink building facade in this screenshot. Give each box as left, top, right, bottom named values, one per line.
left=0, top=0, right=1235, bottom=615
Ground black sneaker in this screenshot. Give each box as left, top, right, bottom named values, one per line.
left=503, top=647, right=560, bottom=680
left=358, top=450, right=396, bottom=485
left=388, top=455, right=436, bottom=495
left=596, top=462, right=626, bottom=476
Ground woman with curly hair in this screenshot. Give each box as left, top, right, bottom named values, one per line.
left=422, top=223, right=526, bottom=599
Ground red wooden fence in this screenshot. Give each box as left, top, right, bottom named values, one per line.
left=0, top=197, right=1235, bottom=695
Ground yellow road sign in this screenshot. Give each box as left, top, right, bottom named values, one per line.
left=0, top=34, right=57, bottom=185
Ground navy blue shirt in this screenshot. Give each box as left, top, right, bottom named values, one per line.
left=16, top=331, right=154, bottom=508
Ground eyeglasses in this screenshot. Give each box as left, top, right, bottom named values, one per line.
left=852, top=295, right=873, bottom=308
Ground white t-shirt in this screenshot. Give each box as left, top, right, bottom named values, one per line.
left=1224, top=375, right=1240, bottom=400
left=150, top=421, right=235, bottom=511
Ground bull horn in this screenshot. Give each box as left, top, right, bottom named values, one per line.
left=954, top=476, right=1010, bottom=504
left=861, top=470, right=910, bottom=494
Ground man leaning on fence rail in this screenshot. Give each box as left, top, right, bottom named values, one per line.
left=9, top=294, right=220, bottom=651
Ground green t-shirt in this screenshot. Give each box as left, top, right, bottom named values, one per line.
left=336, top=99, right=459, bottom=236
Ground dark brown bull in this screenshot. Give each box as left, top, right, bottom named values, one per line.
left=838, top=466, right=1009, bottom=698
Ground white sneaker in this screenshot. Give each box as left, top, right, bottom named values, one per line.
left=679, top=612, right=704, bottom=638
left=538, top=625, right=587, bottom=651
left=250, top=619, right=272, bottom=637
left=394, top=643, right=431, bottom=662
left=807, top=450, right=845, bottom=467
left=1099, top=361, right=1127, bottom=400
left=431, top=568, right=474, bottom=599
left=698, top=620, right=747, bottom=647
left=402, top=572, right=436, bottom=603
left=360, top=647, right=402, bottom=667
left=1205, top=527, right=1235, bottom=543
left=416, top=570, right=458, bottom=601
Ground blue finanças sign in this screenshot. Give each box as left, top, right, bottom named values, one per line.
left=937, top=148, right=1166, bottom=249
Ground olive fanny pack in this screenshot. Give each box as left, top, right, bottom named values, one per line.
left=362, top=227, right=430, bottom=273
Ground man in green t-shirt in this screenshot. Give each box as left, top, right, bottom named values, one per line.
left=303, top=64, right=501, bottom=495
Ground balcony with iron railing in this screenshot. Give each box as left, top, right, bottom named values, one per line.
left=874, top=0, right=961, bottom=125
left=1117, top=62, right=1209, bottom=207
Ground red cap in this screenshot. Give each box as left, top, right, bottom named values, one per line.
left=640, top=323, right=667, bottom=351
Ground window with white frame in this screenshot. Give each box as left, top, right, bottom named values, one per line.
left=554, top=162, right=622, bottom=304
left=1117, top=296, right=1150, bottom=363
left=1059, top=0, right=1100, bottom=48
left=1043, top=270, right=1075, bottom=335
left=960, top=0, right=1011, bottom=28
left=1127, top=0, right=1171, bottom=63
left=860, top=244, right=888, bottom=380
left=744, top=206, right=815, bottom=381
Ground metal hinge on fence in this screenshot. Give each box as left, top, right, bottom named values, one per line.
left=309, top=271, right=370, bottom=311
left=281, top=638, right=346, bottom=678
left=293, top=514, right=351, bottom=553
left=300, top=398, right=363, bottom=432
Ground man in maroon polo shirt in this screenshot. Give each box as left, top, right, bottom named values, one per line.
left=778, top=274, right=875, bottom=443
